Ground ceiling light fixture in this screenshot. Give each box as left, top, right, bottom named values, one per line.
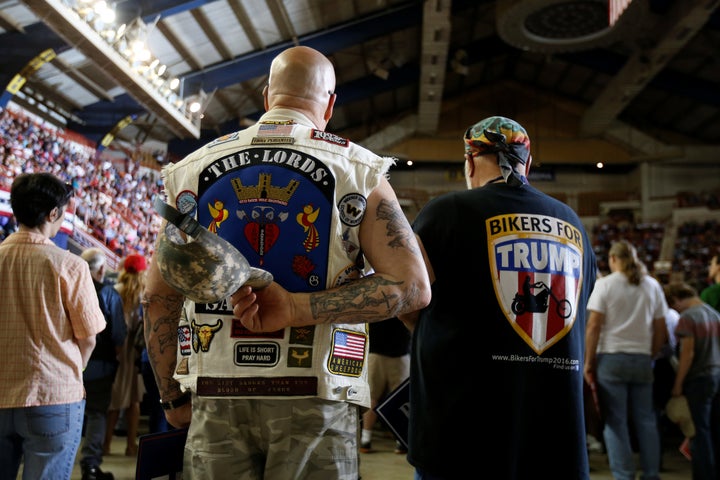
left=23, top=0, right=201, bottom=140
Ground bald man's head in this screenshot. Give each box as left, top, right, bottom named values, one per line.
left=264, top=46, right=336, bottom=128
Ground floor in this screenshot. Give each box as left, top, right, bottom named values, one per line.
left=588, top=435, right=692, bottom=480
left=17, top=419, right=693, bottom=479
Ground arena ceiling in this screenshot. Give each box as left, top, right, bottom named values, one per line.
left=0, top=0, right=718, bottom=166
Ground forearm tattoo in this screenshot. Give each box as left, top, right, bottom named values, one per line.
left=142, top=292, right=185, bottom=396
left=309, top=276, right=402, bottom=323
left=306, top=199, right=423, bottom=324
left=376, top=199, right=420, bottom=256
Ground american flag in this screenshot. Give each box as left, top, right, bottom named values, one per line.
left=178, top=326, right=191, bottom=355
left=257, top=123, right=293, bottom=136
left=333, top=330, right=366, bottom=360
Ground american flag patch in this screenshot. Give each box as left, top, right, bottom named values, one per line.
left=257, top=123, right=294, bottom=136
left=332, top=330, right=366, bottom=360
left=178, top=326, right=192, bottom=356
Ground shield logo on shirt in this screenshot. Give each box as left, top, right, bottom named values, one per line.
left=487, top=213, right=584, bottom=354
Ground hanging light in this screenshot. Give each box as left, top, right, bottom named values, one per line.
left=64, top=0, right=194, bottom=127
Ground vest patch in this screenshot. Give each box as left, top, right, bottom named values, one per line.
left=311, top=129, right=349, bottom=147
left=196, top=376, right=319, bottom=396
left=196, top=147, right=334, bottom=293
left=234, top=342, right=280, bottom=366
left=338, top=193, right=366, bottom=227
left=328, top=329, right=366, bottom=377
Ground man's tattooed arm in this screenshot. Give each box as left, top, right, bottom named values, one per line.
left=376, top=199, right=421, bottom=257
left=142, top=291, right=185, bottom=400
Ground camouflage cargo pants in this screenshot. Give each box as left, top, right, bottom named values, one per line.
left=184, top=396, right=360, bottom=479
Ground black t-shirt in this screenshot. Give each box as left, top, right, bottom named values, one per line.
left=368, top=317, right=410, bottom=357
left=407, top=182, right=597, bottom=478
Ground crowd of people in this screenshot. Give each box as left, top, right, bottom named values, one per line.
left=1, top=45, right=720, bottom=480
left=0, top=106, right=163, bottom=259
left=675, top=219, right=720, bottom=293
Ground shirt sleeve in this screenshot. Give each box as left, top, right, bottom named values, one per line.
left=674, top=314, right=694, bottom=339
left=586, top=277, right=606, bottom=313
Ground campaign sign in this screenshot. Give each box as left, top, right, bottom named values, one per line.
left=375, top=377, right=410, bottom=450
left=135, top=428, right=188, bottom=480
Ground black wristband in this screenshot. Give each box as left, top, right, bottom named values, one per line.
left=160, top=392, right=191, bottom=410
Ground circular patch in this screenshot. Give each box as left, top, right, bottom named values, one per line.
left=338, top=193, right=367, bottom=227
left=175, top=190, right=197, bottom=215
left=332, top=263, right=362, bottom=287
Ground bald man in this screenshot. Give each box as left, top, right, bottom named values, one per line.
left=144, top=46, right=430, bottom=479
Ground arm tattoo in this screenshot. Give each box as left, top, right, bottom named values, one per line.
left=376, top=199, right=420, bottom=256
left=142, top=292, right=185, bottom=396
left=309, top=276, right=402, bottom=323
left=142, top=292, right=185, bottom=354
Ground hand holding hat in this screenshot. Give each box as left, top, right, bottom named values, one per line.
left=153, top=197, right=273, bottom=304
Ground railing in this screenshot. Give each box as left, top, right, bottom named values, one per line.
left=71, top=223, right=121, bottom=272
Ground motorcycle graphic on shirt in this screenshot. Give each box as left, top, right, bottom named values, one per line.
left=487, top=213, right=585, bottom=354
left=511, top=278, right=572, bottom=319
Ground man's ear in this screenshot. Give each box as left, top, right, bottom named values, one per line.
left=48, top=206, right=59, bottom=223
left=525, top=155, right=533, bottom=176
left=262, top=84, right=270, bottom=111
left=324, top=93, right=336, bottom=122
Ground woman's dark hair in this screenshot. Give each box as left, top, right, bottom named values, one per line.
left=10, top=173, right=74, bottom=228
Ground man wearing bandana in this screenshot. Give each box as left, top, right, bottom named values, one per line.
left=399, top=116, right=598, bottom=479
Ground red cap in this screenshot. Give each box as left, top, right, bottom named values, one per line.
left=124, top=254, right=147, bottom=273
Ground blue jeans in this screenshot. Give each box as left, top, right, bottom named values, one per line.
left=683, top=374, right=720, bottom=480
left=0, top=400, right=85, bottom=480
left=597, top=353, right=660, bottom=480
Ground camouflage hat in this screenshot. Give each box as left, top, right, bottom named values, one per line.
left=154, top=197, right=272, bottom=304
